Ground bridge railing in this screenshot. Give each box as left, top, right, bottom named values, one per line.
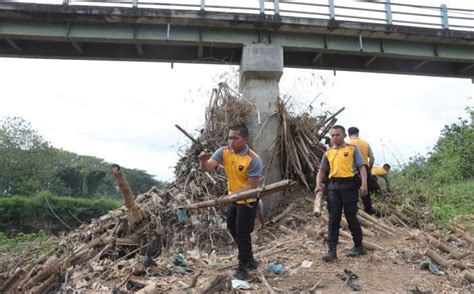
left=4, top=0, right=474, bottom=31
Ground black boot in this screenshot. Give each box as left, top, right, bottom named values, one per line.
left=347, top=245, right=367, bottom=257
left=233, top=267, right=251, bottom=280
left=322, top=244, right=337, bottom=262
left=247, top=258, right=258, bottom=270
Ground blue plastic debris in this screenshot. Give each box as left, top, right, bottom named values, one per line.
left=177, top=209, right=187, bottom=223
left=266, top=262, right=285, bottom=275
left=171, top=253, right=187, bottom=266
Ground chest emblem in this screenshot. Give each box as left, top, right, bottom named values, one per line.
left=344, top=152, right=349, bottom=157
left=238, top=165, right=244, bottom=171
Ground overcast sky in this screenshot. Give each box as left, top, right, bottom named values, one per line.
left=1, top=0, right=473, bottom=181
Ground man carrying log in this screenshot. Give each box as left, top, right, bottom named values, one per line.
left=348, top=127, right=377, bottom=215
left=198, top=124, right=263, bottom=281
left=315, top=125, right=369, bottom=262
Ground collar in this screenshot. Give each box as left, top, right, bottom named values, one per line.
left=231, top=144, right=249, bottom=156
left=332, top=142, right=347, bottom=149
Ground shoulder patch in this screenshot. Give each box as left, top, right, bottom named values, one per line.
left=247, top=149, right=259, bottom=158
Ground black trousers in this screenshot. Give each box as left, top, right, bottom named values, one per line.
left=227, top=202, right=257, bottom=265
left=327, top=179, right=363, bottom=247
left=362, top=165, right=375, bottom=213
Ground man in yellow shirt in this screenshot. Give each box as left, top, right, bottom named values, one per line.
left=348, top=127, right=376, bottom=215
left=199, top=124, right=263, bottom=281
left=315, top=125, right=368, bottom=262
left=371, top=164, right=391, bottom=193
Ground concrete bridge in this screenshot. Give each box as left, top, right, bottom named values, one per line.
left=0, top=0, right=473, bottom=78
left=1, top=0, right=473, bottom=208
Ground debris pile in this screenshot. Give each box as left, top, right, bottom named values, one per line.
left=1, top=82, right=472, bottom=292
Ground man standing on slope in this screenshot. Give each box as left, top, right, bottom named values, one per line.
left=198, top=124, right=263, bottom=280
left=348, top=126, right=377, bottom=215
left=315, top=125, right=369, bottom=262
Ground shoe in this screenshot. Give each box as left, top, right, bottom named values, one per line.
left=247, top=258, right=258, bottom=270
left=233, top=268, right=251, bottom=280
left=322, top=245, right=337, bottom=262
left=347, top=246, right=367, bottom=257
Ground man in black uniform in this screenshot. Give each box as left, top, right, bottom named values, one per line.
left=315, top=125, right=369, bottom=261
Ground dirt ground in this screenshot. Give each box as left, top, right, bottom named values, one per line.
left=175, top=195, right=474, bottom=293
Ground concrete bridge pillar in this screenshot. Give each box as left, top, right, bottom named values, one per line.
left=240, top=44, right=284, bottom=211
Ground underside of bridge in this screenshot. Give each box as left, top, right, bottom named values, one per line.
left=0, top=2, right=473, bottom=79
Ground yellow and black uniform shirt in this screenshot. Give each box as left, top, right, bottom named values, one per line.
left=371, top=167, right=387, bottom=176
left=320, top=143, right=366, bottom=179
left=211, top=145, right=263, bottom=204
left=348, top=138, right=373, bottom=165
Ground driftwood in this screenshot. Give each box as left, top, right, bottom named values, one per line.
left=463, top=271, right=474, bottom=283
left=357, top=209, right=397, bottom=236
left=313, top=191, right=323, bottom=217
left=424, top=249, right=449, bottom=267
left=111, top=164, right=143, bottom=225
left=271, top=203, right=295, bottom=224
left=201, top=274, right=230, bottom=293
left=258, top=269, right=276, bottom=294
left=182, top=180, right=295, bottom=210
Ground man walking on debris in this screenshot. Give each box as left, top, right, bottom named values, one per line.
left=348, top=127, right=377, bottom=215
left=315, top=125, right=369, bottom=262
left=198, top=124, right=263, bottom=280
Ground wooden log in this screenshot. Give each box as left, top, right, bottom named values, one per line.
left=338, top=229, right=383, bottom=251
left=183, top=180, right=296, bottom=210
left=0, top=268, right=25, bottom=293
left=423, top=233, right=452, bottom=253
left=341, top=217, right=375, bottom=237
left=454, top=261, right=473, bottom=270
left=29, top=274, right=57, bottom=294
left=111, top=164, right=143, bottom=225
left=271, top=203, right=295, bottom=224
left=463, top=271, right=474, bottom=283
left=460, top=233, right=474, bottom=245
left=136, top=282, right=158, bottom=294
left=22, top=256, right=61, bottom=291
left=313, top=191, right=323, bottom=217
left=357, top=211, right=397, bottom=236
left=258, top=269, right=276, bottom=294
left=424, top=249, right=449, bottom=267
left=356, top=216, right=394, bottom=236
left=201, top=274, right=230, bottom=293
left=278, top=225, right=295, bottom=235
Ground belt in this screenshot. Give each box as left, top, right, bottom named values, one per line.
left=330, top=177, right=355, bottom=183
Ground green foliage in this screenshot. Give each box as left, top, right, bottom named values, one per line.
left=0, top=117, right=167, bottom=198
left=0, top=192, right=122, bottom=234
left=394, top=107, right=474, bottom=225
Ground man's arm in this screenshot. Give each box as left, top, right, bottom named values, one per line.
left=198, top=148, right=221, bottom=172
left=358, top=165, right=368, bottom=196
left=315, top=154, right=329, bottom=193
left=315, top=168, right=326, bottom=192
left=368, top=145, right=375, bottom=169
left=354, top=148, right=368, bottom=196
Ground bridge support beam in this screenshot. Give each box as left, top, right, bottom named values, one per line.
left=240, top=44, right=284, bottom=211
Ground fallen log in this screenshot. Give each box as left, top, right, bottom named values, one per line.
left=271, top=203, right=295, bottom=224
left=258, top=269, right=276, bottom=294
left=111, top=164, right=143, bottom=225
left=341, top=217, right=375, bottom=237
left=357, top=212, right=396, bottom=236
left=339, top=229, right=383, bottom=251
left=182, top=180, right=296, bottom=210
left=313, top=191, right=323, bottom=217
left=463, top=271, right=474, bottom=283
left=424, top=249, right=449, bottom=268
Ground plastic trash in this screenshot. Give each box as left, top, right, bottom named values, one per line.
left=171, top=253, right=187, bottom=266
left=266, top=262, right=285, bottom=275
left=232, top=279, right=251, bottom=290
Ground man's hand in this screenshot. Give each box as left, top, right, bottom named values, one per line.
left=359, top=183, right=368, bottom=197
left=314, top=185, right=323, bottom=194
left=198, top=150, right=211, bottom=162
